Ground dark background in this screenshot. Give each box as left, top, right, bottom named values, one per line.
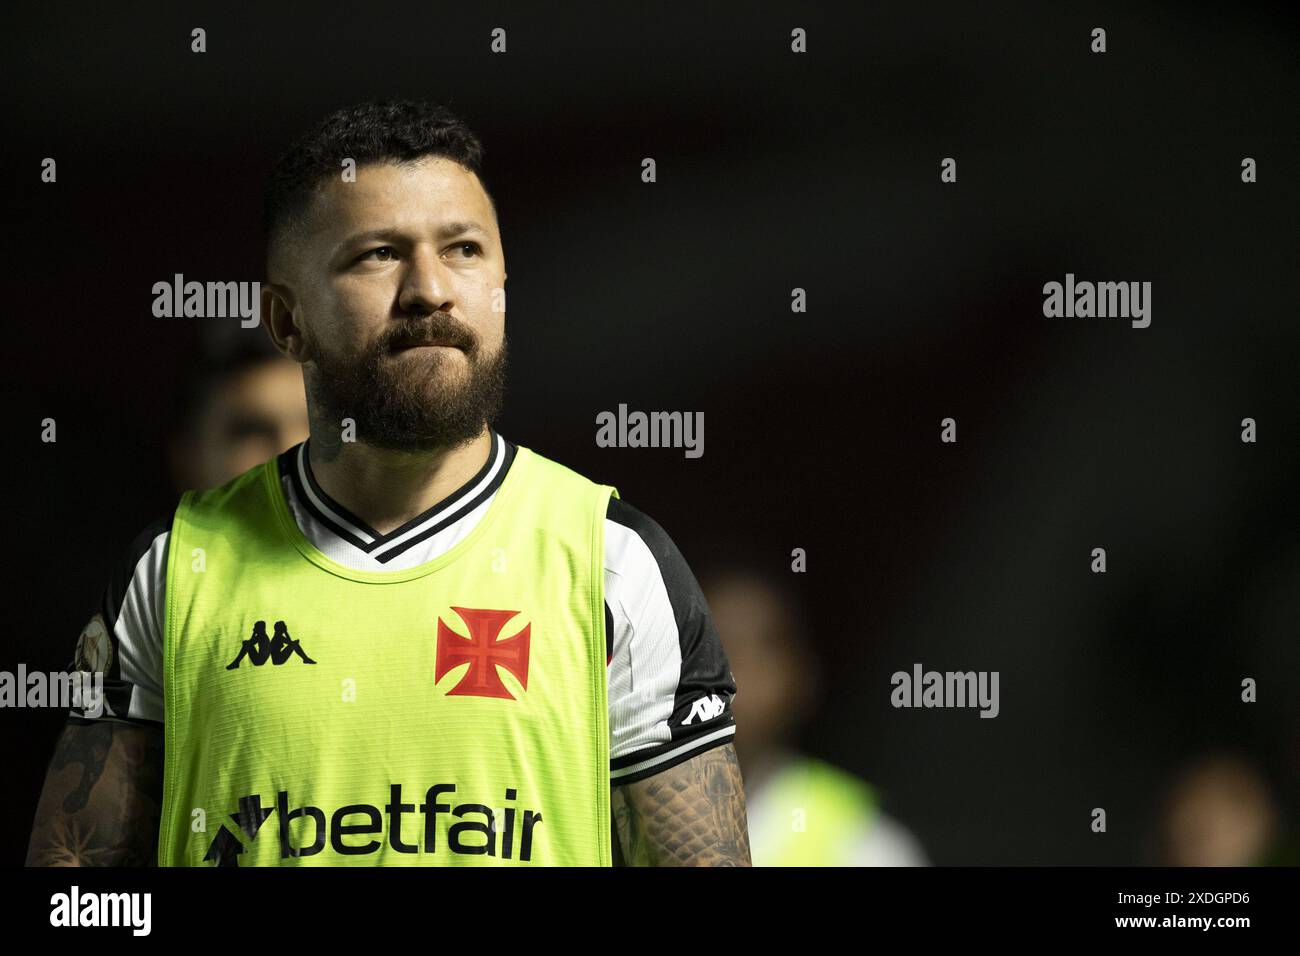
left=2, top=0, right=1297, bottom=864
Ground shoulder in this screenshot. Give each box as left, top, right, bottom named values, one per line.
left=603, top=496, right=711, bottom=642
left=102, top=515, right=173, bottom=625
left=512, top=443, right=615, bottom=496
left=852, top=814, right=929, bottom=867
left=604, top=496, right=689, bottom=581
left=794, top=756, right=876, bottom=799
left=602, top=496, right=737, bottom=783
left=68, top=513, right=172, bottom=725
left=179, top=458, right=277, bottom=514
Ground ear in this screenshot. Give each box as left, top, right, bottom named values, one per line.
left=262, top=282, right=309, bottom=362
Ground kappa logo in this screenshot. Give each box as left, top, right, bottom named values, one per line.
left=226, top=620, right=316, bottom=669
left=435, top=607, right=530, bottom=700
left=683, top=693, right=726, bottom=724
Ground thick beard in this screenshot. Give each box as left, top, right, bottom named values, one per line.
left=307, top=328, right=508, bottom=453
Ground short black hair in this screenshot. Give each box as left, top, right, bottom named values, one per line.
left=262, top=99, right=493, bottom=279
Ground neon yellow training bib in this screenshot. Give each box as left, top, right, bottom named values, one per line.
left=749, top=757, right=878, bottom=866
left=157, top=444, right=617, bottom=866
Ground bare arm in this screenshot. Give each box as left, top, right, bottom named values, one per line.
left=26, top=719, right=164, bottom=867
left=610, top=742, right=751, bottom=866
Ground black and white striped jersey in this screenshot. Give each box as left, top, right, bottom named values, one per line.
left=66, top=428, right=736, bottom=785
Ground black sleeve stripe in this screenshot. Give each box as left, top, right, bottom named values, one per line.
left=604, top=601, right=613, bottom=664
left=605, top=496, right=737, bottom=746
left=69, top=514, right=172, bottom=712
left=610, top=724, right=736, bottom=786
left=102, top=514, right=173, bottom=627
left=610, top=714, right=736, bottom=772
left=67, top=713, right=163, bottom=730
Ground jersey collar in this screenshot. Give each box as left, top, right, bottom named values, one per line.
left=277, top=427, right=517, bottom=566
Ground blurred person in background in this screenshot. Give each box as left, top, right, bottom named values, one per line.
left=169, top=341, right=310, bottom=491
left=701, top=565, right=927, bottom=866
left=1157, top=753, right=1284, bottom=866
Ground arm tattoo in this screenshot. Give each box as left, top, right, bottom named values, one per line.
left=610, top=742, right=751, bottom=866
left=26, top=720, right=164, bottom=867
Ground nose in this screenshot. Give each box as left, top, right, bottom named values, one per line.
left=397, top=244, right=455, bottom=316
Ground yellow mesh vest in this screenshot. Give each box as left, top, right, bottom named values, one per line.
left=157, top=444, right=617, bottom=866
left=749, top=757, right=878, bottom=866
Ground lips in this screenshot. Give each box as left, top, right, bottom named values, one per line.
left=392, top=339, right=461, bottom=352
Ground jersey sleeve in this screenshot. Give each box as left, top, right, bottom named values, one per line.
left=604, top=497, right=737, bottom=785
left=66, top=516, right=170, bottom=726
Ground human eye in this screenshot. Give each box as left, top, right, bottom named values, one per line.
left=446, top=241, right=482, bottom=259
left=356, top=246, right=397, bottom=263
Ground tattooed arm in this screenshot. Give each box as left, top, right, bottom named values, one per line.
left=611, top=742, right=751, bottom=866
left=26, top=718, right=164, bottom=867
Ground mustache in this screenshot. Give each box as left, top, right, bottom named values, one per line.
left=383, top=314, right=477, bottom=353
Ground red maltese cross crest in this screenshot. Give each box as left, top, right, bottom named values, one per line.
left=434, top=607, right=530, bottom=700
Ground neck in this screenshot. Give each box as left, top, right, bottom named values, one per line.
left=305, top=425, right=493, bottom=535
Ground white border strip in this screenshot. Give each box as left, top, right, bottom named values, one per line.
left=609, top=724, right=736, bottom=781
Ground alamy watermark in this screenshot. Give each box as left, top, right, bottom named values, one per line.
left=0, top=665, right=103, bottom=717
left=152, top=273, right=260, bottom=327
left=596, top=404, right=703, bottom=459
left=891, top=663, right=1000, bottom=718
left=50, top=885, right=151, bottom=936
left=1042, top=273, right=1151, bottom=328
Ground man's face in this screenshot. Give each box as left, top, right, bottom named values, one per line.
left=705, top=576, right=810, bottom=757
left=190, top=358, right=310, bottom=489
left=274, top=157, right=507, bottom=452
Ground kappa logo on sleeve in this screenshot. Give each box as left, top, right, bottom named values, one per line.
left=225, top=620, right=317, bottom=669
left=435, top=607, right=530, bottom=700
left=683, top=693, right=727, bottom=724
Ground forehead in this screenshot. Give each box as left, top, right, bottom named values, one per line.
left=301, top=157, right=494, bottom=237
left=208, top=361, right=303, bottom=416
left=707, top=581, right=790, bottom=643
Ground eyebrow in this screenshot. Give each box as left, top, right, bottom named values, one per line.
left=437, top=220, right=489, bottom=240
left=342, top=221, right=489, bottom=246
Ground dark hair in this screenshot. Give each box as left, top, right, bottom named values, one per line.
left=262, top=99, right=493, bottom=278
